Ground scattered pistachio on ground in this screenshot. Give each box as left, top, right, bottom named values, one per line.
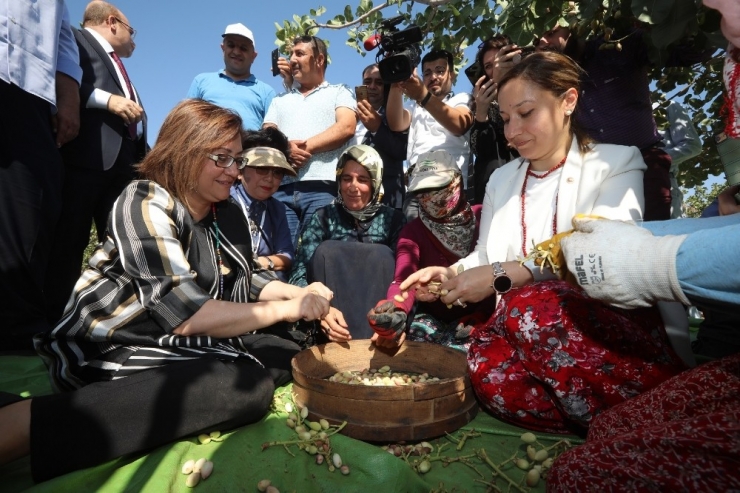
left=332, top=453, right=342, bottom=468
left=265, top=487, right=280, bottom=493
left=516, top=458, right=530, bottom=470
left=340, top=465, right=350, bottom=475
left=200, top=460, right=214, bottom=480
left=520, top=432, right=537, bottom=444
left=300, top=406, right=309, bottom=419
left=194, top=458, right=207, bottom=474
left=418, top=460, right=431, bottom=474
left=181, top=459, right=195, bottom=475
left=284, top=402, right=293, bottom=413
left=185, top=472, right=201, bottom=488
left=256, top=479, right=271, bottom=492
left=197, top=434, right=211, bottom=445
left=526, top=468, right=541, bottom=487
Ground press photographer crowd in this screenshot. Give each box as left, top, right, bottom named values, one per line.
left=1, top=0, right=740, bottom=490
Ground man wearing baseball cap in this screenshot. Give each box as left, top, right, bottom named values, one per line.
left=187, top=23, right=275, bottom=130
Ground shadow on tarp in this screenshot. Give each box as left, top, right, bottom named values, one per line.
left=0, top=355, right=582, bottom=493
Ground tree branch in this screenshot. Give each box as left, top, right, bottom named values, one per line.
left=309, top=0, right=454, bottom=30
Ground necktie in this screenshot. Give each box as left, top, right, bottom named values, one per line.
left=110, top=52, right=137, bottom=139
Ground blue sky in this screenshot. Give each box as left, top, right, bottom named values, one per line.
left=64, top=0, right=480, bottom=143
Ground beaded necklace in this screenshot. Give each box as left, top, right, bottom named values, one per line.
left=520, top=155, right=567, bottom=257
left=211, top=203, right=224, bottom=300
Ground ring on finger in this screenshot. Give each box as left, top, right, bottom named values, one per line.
left=453, top=298, right=467, bottom=308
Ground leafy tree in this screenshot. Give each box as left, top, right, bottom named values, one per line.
left=275, top=0, right=731, bottom=190
left=682, top=182, right=726, bottom=217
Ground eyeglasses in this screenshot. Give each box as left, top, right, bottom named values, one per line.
left=207, top=153, right=248, bottom=170
left=422, top=66, right=449, bottom=79
left=114, top=17, right=137, bottom=40
left=254, top=168, right=286, bottom=179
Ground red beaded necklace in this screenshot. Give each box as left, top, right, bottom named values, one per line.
left=520, top=155, right=567, bottom=257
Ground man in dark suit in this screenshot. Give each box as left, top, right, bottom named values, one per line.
left=45, top=1, right=147, bottom=323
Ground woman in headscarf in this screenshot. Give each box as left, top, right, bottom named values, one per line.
left=367, top=150, right=495, bottom=351
left=289, top=144, right=406, bottom=341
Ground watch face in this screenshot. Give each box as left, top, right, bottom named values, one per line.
left=493, top=274, right=512, bottom=294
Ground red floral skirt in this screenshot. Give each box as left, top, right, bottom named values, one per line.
left=467, top=280, right=686, bottom=434
left=547, top=354, right=740, bottom=492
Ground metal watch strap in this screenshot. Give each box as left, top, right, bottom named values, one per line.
left=267, top=257, right=275, bottom=270
left=490, top=261, right=512, bottom=294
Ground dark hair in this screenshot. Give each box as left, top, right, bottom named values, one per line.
left=498, top=51, right=593, bottom=152
left=422, top=49, right=455, bottom=72
left=242, top=127, right=291, bottom=161
left=362, top=63, right=379, bottom=78
left=292, top=35, right=328, bottom=70
left=475, top=34, right=512, bottom=69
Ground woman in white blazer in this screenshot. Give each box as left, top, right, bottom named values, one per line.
left=400, top=51, right=686, bottom=435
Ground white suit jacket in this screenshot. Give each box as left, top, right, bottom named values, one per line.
left=453, top=138, right=695, bottom=367
left=456, top=138, right=646, bottom=270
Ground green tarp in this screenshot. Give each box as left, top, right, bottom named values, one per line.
left=0, top=355, right=582, bottom=492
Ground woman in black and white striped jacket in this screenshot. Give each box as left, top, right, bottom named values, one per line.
left=0, top=100, right=333, bottom=482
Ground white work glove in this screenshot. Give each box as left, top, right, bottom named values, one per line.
left=560, top=218, right=690, bottom=309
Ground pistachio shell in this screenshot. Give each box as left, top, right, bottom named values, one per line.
left=526, top=468, right=541, bottom=487
left=418, top=460, right=431, bottom=473
left=257, top=479, right=272, bottom=492
left=520, top=432, right=537, bottom=444
left=332, top=452, right=342, bottom=468
left=534, top=449, right=549, bottom=462
left=181, top=459, right=195, bottom=475
left=185, top=472, right=201, bottom=488
left=516, top=458, right=530, bottom=470
left=197, top=433, right=211, bottom=444
left=200, top=460, right=214, bottom=480
left=209, top=431, right=221, bottom=439
left=193, top=457, right=207, bottom=473
left=300, top=406, right=309, bottom=419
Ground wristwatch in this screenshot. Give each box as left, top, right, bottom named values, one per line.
left=266, top=257, right=275, bottom=271
left=490, top=262, right=512, bottom=294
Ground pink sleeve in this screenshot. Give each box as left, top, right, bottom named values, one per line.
left=386, top=230, right=420, bottom=313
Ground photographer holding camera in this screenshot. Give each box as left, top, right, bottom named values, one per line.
left=469, top=35, right=530, bottom=204
left=386, top=49, right=473, bottom=219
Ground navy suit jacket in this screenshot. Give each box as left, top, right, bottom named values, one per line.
left=62, top=28, right=147, bottom=170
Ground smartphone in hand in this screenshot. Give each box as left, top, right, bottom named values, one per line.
left=355, top=85, right=368, bottom=102
left=271, top=49, right=280, bottom=77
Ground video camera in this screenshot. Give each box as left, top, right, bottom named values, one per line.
left=374, top=16, right=423, bottom=84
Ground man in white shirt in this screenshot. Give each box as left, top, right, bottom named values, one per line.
left=46, top=0, right=148, bottom=323
left=386, top=49, right=473, bottom=219
left=263, top=35, right=356, bottom=244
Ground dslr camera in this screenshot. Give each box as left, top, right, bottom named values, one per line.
left=376, top=16, right=423, bottom=84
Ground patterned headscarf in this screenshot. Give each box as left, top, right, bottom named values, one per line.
left=335, top=144, right=385, bottom=221
left=417, top=174, right=475, bottom=258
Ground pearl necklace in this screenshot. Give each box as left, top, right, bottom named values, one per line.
left=211, top=203, right=224, bottom=300
left=520, top=155, right=567, bottom=257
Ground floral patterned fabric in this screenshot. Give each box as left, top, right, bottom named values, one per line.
left=467, top=280, right=686, bottom=434
left=548, top=354, right=740, bottom=492
left=417, top=175, right=475, bottom=258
